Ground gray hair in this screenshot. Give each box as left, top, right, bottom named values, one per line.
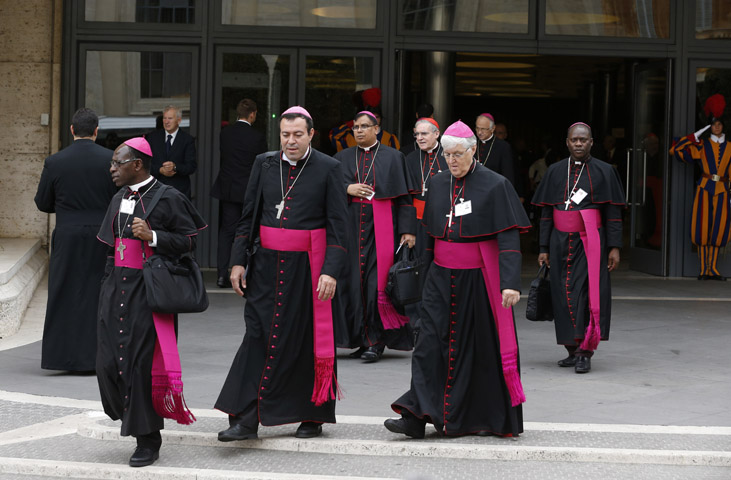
left=163, top=105, right=182, bottom=120
left=441, top=134, right=476, bottom=151
left=414, top=118, right=439, bottom=134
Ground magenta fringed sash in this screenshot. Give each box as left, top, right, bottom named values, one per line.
left=553, top=209, right=603, bottom=351
left=433, top=239, right=525, bottom=407
left=353, top=197, right=410, bottom=329
left=113, top=238, right=196, bottom=425
left=259, top=226, right=340, bottom=406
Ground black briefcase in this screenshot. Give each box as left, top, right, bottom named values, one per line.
left=386, top=246, right=427, bottom=308
left=143, top=253, right=209, bottom=314
left=526, top=264, right=553, bottom=321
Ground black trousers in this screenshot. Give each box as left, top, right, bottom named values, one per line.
left=217, top=201, right=244, bottom=277
left=135, top=430, right=162, bottom=451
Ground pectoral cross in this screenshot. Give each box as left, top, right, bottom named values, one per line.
left=275, top=200, right=285, bottom=219
left=116, top=241, right=126, bottom=260
left=421, top=186, right=428, bottom=197
left=564, top=198, right=571, bottom=211
left=446, top=210, right=453, bottom=227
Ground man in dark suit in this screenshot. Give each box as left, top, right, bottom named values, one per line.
left=34, top=107, right=117, bottom=372
left=147, top=105, right=197, bottom=198
left=474, top=113, right=516, bottom=189
left=211, top=99, right=268, bottom=287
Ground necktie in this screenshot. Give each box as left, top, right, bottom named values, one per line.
left=166, top=134, right=172, bottom=155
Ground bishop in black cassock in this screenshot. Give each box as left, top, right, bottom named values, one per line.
left=215, top=107, right=348, bottom=441
left=475, top=113, right=516, bottom=189
left=386, top=120, right=530, bottom=439
left=334, top=111, right=417, bottom=363
left=532, top=123, right=624, bottom=374
left=97, top=138, right=206, bottom=467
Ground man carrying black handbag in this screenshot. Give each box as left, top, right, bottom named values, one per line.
left=96, top=137, right=206, bottom=468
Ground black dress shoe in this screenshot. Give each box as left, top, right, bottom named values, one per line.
left=129, top=446, right=159, bottom=467
left=295, top=421, right=323, bottom=438
left=709, top=275, right=727, bottom=281
left=384, top=416, right=425, bottom=439
left=218, top=424, right=258, bottom=442
left=361, top=345, right=384, bottom=363
left=475, top=430, right=494, bottom=437
left=698, top=274, right=708, bottom=280
left=217, top=276, right=232, bottom=288
left=348, top=347, right=367, bottom=358
left=557, top=355, right=577, bottom=367
left=574, top=355, right=591, bottom=374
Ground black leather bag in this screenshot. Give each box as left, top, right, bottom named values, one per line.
left=526, top=264, right=553, bottom=321
left=138, top=184, right=209, bottom=314
left=386, top=246, right=427, bottom=308
left=143, top=253, right=209, bottom=314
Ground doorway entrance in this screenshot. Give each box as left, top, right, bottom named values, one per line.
left=399, top=52, right=671, bottom=275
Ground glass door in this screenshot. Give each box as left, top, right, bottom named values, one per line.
left=628, top=60, right=671, bottom=275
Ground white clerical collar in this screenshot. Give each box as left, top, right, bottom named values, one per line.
left=282, top=146, right=310, bottom=166
left=128, top=176, right=155, bottom=192
left=711, top=133, right=726, bottom=144
left=237, top=119, right=252, bottom=126
left=360, top=141, right=379, bottom=152
left=165, top=128, right=179, bottom=143
left=481, top=134, right=494, bottom=143
left=426, top=142, right=439, bottom=153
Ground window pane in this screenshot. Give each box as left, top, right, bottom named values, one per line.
left=401, top=0, right=530, bottom=34
left=85, top=50, right=192, bottom=148
left=696, top=0, right=731, bottom=40
left=221, top=53, right=290, bottom=149
left=304, top=55, right=378, bottom=156
left=545, top=0, right=670, bottom=38
left=221, top=0, right=376, bottom=28
left=85, top=0, right=195, bottom=24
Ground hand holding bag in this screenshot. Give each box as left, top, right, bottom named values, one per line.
left=140, top=185, right=209, bottom=314
left=386, top=244, right=427, bottom=309
left=526, top=263, right=553, bottom=321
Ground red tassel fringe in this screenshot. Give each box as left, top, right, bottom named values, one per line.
left=152, top=374, right=197, bottom=425
left=501, top=354, right=526, bottom=407
left=580, top=317, right=601, bottom=352
left=377, top=291, right=410, bottom=330
left=311, top=357, right=341, bottom=406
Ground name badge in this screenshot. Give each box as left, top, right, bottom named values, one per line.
left=571, top=188, right=588, bottom=205
left=365, top=190, right=375, bottom=201
left=454, top=200, right=472, bottom=217
left=120, top=198, right=136, bottom=214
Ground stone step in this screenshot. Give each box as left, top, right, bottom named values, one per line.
left=0, top=238, right=48, bottom=338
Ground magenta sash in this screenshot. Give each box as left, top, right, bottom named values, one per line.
left=352, top=197, right=410, bottom=330
left=433, top=239, right=525, bottom=407
left=259, top=226, right=339, bottom=406
left=553, top=209, right=602, bottom=351
left=113, top=238, right=195, bottom=425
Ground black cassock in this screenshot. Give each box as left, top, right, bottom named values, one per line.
left=392, top=162, right=530, bottom=436
left=404, top=144, right=448, bottom=258
left=96, top=179, right=206, bottom=437
left=333, top=143, right=417, bottom=350
left=34, top=139, right=118, bottom=371
left=215, top=149, right=348, bottom=426
left=531, top=157, right=624, bottom=346
left=476, top=136, right=516, bottom=190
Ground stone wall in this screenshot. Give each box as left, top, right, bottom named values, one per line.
left=0, top=1, right=63, bottom=242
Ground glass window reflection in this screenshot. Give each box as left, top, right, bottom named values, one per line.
left=221, top=0, right=376, bottom=29
left=85, top=0, right=195, bottom=23
left=545, top=0, right=670, bottom=38
left=401, top=0, right=530, bottom=34
left=696, top=1, right=731, bottom=40
left=85, top=50, right=192, bottom=149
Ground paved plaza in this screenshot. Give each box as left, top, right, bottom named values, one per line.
left=0, top=266, right=730, bottom=479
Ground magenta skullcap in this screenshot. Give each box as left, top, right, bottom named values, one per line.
left=123, top=137, right=152, bottom=157
left=479, top=113, right=494, bottom=122
left=443, top=120, right=474, bottom=138
left=356, top=110, right=378, bottom=122
left=282, top=105, right=312, bottom=120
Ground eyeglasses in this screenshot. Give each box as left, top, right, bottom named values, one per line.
left=443, top=150, right=469, bottom=160
left=475, top=127, right=493, bottom=133
left=110, top=158, right=138, bottom=168
left=352, top=124, right=375, bottom=132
